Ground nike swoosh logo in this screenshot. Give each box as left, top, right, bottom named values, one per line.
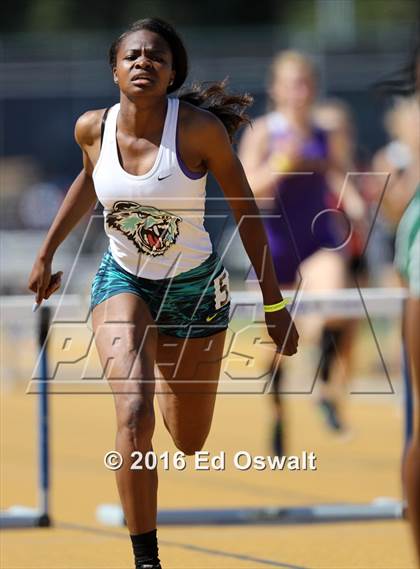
left=206, top=313, right=219, bottom=322
left=157, top=174, right=172, bottom=181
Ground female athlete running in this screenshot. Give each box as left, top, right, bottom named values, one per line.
left=239, top=51, right=349, bottom=456
left=28, top=18, right=298, bottom=569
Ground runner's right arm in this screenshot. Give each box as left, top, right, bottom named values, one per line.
left=28, top=110, right=102, bottom=302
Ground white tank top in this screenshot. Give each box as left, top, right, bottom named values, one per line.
left=93, top=98, right=213, bottom=279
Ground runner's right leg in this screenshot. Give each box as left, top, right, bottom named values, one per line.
left=92, top=292, right=159, bottom=536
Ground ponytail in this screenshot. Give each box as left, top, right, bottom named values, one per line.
left=179, top=80, right=253, bottom=141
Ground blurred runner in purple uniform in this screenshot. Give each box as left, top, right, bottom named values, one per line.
left=314, top=99, right=369, bottom=434
left=240, top=51, right=349, bottom=456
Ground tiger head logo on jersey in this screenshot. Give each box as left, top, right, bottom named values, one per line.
left=106, top=201, right=182, bottom=256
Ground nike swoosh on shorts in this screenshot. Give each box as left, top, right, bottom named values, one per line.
left=206, top=313, right=219, bottom=322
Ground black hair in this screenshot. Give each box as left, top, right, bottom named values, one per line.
left=109, top=18, right=252, bottom=140
left=374, top=41, right=419, bottom=97
left=178, top=79, right=253, bottom=141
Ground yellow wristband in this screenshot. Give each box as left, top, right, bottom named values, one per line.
left=263, top=298, right=290, bottom=313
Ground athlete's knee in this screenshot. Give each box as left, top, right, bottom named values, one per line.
left=174, top=433, right=208, bottom=456
left=96, top=324, right=156, bottom=380
left=116, top=395, right=156, bottom=444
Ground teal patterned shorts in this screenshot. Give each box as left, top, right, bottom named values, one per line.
left=90, top=249, right=231, bottom=338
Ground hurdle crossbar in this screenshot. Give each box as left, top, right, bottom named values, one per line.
left=97, top=499, right=403, bottom=527
left=0, top=287, right=408, bottom=318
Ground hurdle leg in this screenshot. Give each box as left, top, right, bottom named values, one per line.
left=0, top=306, right=51, bottom=528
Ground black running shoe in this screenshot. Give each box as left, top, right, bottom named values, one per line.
left=318, top=398, right=343, bottom=431
left=136, top=564, right=162, bottom=569
left=272, top=419, right=285, bottom=457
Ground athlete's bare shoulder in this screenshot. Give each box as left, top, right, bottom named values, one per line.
left=178, top=100, right=228, bottom=138
left=74, top=108, right=107, bottom=148
left=175, top=100, right=235, bottom=171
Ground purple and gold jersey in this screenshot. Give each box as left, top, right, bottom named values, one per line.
left=263, top=112, right=344, bottom=284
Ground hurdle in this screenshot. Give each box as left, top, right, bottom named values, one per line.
left=97, top=500, right=403, bottom=527
left=0, top=306, right=52, bottom=529
left=96, top=287, right=409, bottom=527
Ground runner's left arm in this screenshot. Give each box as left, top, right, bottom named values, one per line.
left=194, top=112, right=299, bottom=354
